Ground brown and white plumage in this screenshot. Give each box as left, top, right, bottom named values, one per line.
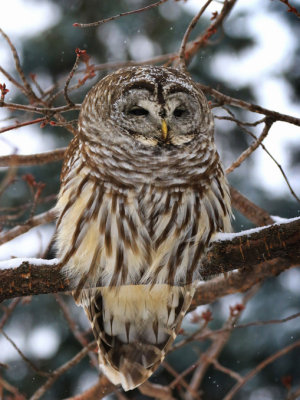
left=55, top=66, right=231, bottom=390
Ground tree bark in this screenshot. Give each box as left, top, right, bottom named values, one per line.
left=0, top=217, right=299, bottom=304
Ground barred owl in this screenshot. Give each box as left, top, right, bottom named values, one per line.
left=55, top=66, right=231, bottom=391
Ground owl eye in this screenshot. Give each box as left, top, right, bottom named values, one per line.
left=128, top=106, right=149, bottom=116
left=173, top=107, right=187, bottom=118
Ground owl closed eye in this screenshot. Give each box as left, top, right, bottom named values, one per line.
left=108, top=73, right=206, bottom=146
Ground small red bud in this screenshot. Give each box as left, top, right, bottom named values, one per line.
left=281, top=375, right=292, bottom=390
left=201, top=309, right=213, bottom=322
left=22, top=174, right=36, bottom=187
left=0, top=83, right=9, bottom=96
left=75, top=48, right=86, bottom=56
left=230, top=303, right=245, bottom=316
left=211, top=11, right=218, bottom=20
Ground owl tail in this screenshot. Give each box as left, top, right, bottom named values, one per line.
left=82, top=284, right=195, bottom=391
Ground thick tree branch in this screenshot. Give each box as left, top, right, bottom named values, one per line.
left=192, top=258, right=291, bottom=307
left=0, top=217, right=299, bottom=304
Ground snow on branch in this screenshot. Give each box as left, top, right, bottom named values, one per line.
left=0, top=217, right=299, bottom=304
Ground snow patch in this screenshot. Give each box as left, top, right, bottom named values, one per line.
left=271, top=215, right=292, bottom=223
left=0, top=257, right=59, bottom=270
left=213, top=216, right=300, bottom=242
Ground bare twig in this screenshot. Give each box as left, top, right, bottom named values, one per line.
left=73, top=0, right=169, bottom=28
left=0, top=195, right=56, bottom=220
left=0, top=65, right=28, bottom=95
left=63, top=376, right=115, bottom=400
left=163, top=361, right=199, bottom=397
left=219, top=107, right=300, bottom=203
left=256, top=140, right=300, bottom=203
left=215, top=113, right=266, bottom=127
left=181, top=0, right=238, bottom=67
left=64, top=50, right=83, bottom=106
left=0, top=164, right=17, bottom=198
left=170, top=310, right=300, bottom=356
left=29, top=341, right=96, bottom=400
left=0, top=329, right=50, bottom=377
left=30, top=73, right=44, bottom=97
left=194, top=311, right=300, bottom=342
left=1, top=101, right=80, bottom=114
left=199, top=84, right=300, bottom=126
left=0, top=28, right=38, bottom=102
left=0, top=117, right=48, bottom=134
left=178, top=0, right=213, bottom=70
left=186, top=287, right=257, bottom=398
left=223, top=339, right=300, bottom=400
left=0, top=298, right=20, bottom=330
left=207, top=356, right=243, bottom=382
left=0, top=376, right=25, bottom=399
left=0, top=148, right=66, bottom=167
left=139, top=381, right=174, bottom=400
left=0, top=208, right=56, bottom=246
left=278, top=0, right=300, bottom=18
left=54, top=294, right=98, bottom=367
left=226, top=117, right=274, bottom=174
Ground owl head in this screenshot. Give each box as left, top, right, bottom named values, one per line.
left=78, top=66, right=214, bottom=149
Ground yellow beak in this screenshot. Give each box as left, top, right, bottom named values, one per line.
left=161, top=120, right=168, bottom=140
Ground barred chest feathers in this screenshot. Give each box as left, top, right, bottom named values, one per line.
left=55, top=137, right=231, bottom=289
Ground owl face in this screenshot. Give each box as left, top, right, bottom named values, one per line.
left=79, top=66, right=213, bottom=150
left=112, top=80, right=203, bottom=146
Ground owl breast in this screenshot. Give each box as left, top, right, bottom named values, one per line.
left=55, top=143, right=231, bottom=289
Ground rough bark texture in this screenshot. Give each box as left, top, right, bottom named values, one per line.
left=0, top=217, right=299, bottom=304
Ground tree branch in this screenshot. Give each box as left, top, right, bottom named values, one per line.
left=0, top=208, right=56, bottom=246
left=177, top=0, right=213, bottom=70
left=199, top=84, right=300, bottom=126
left=63, top=376, right=115, bottom=400
left=73, top=0, right=168, bottom=28
left=0, top=217, right=299, bottom=304
left=182, top=0, right=238, bottom=67
left=229, top=187, right=274, bottom=226
left=0, top=149, right=66, bottom=167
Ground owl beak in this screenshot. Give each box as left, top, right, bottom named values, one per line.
left=161, top=119, right=168, bottom=140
